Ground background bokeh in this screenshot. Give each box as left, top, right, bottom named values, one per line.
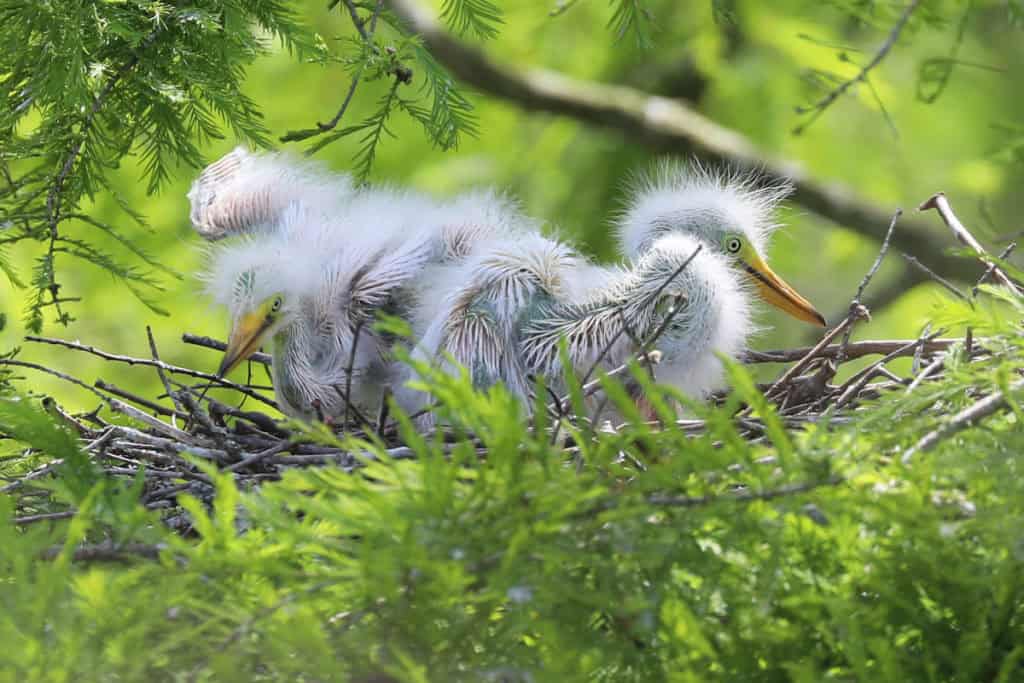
left=2, top=0, right=1021, bottom=412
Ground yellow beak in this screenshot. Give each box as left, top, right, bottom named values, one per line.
left=743, top=253, right=826, bottom=327
left=218, top=311, right=273, bottom=377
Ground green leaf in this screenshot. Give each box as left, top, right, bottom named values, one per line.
left=439, top=0, right=504, bottom=39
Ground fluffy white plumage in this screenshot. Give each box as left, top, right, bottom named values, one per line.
left=399, top=161, right=819, bottom=419
left=188, top=146, right=355, bottom=241
left=191, top=148, right=539, bottom=420
left=398, top=230, right=753, bottom=418
left=615, top=160, right=792, bottom=260
left=190, top=148, right=820, bottom=423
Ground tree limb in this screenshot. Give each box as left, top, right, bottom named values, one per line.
left=386, top=0, right=969, bottom=289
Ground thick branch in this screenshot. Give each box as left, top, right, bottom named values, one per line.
left=387, top=0, right=968, bottom=287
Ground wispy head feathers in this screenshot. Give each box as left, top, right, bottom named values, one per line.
left=199, top=204, right=329, bottom=315
left=187, top=146, right=354, bottom=241
left=615, top=159, right=793, bottom=259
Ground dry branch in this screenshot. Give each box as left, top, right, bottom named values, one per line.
left=25, top=335, right=277, bottom=409
left=182, top=334, right=272, bottom=366
left=744, top=337, right=962, bottom=364
left=919, top=193, right=1019, bottom=292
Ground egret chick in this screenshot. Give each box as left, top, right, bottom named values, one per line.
left=401, top=162, right=825, bottom=418
left=203, top=200, right=434, bottom=420
left=188, top=146, right=354, bottom=241
left=616, top=161, right=825, bottom=328
left=190, top=148, right=538, bottom=421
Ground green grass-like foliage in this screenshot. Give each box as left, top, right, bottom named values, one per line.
left=2, top=293, right=1023, bottom=681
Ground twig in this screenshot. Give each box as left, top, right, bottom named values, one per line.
left=13, top=510, right=77, bottom=526
left=343, top=0, right=372, bottom=39
left=182, top=334, right=272, bottom=366
left=25, top=335, right=277, bottom=409
left=0, top=458, right=65, bottom=494
left=280, top=0, right=385, bottom=143
left=0, top=358, right=109, bottom=403
left=224, top=440, right=291, bottom=473
left=375, top=388, right=391, bottom=438
left=901, top=254, right=968, bottom=300
left=764, top=318, right=856, bottom=399
left=919, top=193, right=1018, bottom=291
left=911, top=323, right=931, bottom=375
left=39, top=542, right=165, bottom=563
left=106, top=398, right=197, bottom=445
left=40, top=396, right=95, bottom=436
left=832, top=335, right=935, bottom=409
left=837, top=209, right=901, bottom=361
left=852, top=209, right=902, bottom=303
left=578, top=246, right=701, bottom=390
left=342, top=319, right=366, bottom=429
left=204, top=397, right=287, bottom=437
left=597, top=475, right=846, bottom=512
left=794, top=0, right=921, bottom=134
left=550, top=247, right=698, bottom=446
left=95, top=379, right=188, bottom=420
left=551, top=351, right=662, bottom=417
left=902, top=378, right=1024, bottom=463
left=905, top=354, right=945, bottom=394
left=176, top=389, right=221, bottom=437
left=744, top=337, right=961, bottom=364
left=615, top=307, right=650, bottom=379
left=147, top=326, right=184, bottom=425
left=972, top=242, right=1017, bottom=298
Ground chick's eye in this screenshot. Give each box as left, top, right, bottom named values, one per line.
left=271, top=297, right=283, bottom=313
left=726, top=237, right=742, bottom=254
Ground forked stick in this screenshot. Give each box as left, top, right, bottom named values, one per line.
left=918, top=193, right=1018, bottom=292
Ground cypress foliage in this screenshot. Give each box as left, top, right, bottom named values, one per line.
left=2, top=290, right=1024, bottom=680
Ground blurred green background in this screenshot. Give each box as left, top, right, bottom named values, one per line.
left=2, top=0, right=1020, bottom=413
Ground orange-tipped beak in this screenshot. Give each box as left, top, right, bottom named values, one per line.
left=218, top=311, right=272, bottom=377
left=743, top=253, right=826, bottom=327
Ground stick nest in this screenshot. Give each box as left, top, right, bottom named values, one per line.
left=4, top=198, right=1020, bottom=533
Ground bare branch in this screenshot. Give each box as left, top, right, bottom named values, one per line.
left=281, top=0, right=386, bottom=143
left=646, top=475, right=846, bottom=508
left=901, top=253, right=968, bottom=300
left=744, top=337, right=963, bottom=364
left=837, top=209, right=902, bottom=361
left=24, top=335, right=277, bottom=409
left=764, top=318, right=856, bottom=399
left=919, top=192, right=1019, bottom=292
left=973, top=242, right=1017, bottom=297
left=182, top=333, right=272, bottom=366
left=147, top=325, right=184, bottom=423
left=39, top=542, right=165, bottom=563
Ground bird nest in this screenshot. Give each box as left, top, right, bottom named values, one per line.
left=4, top=195, right=1019, bottom=532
